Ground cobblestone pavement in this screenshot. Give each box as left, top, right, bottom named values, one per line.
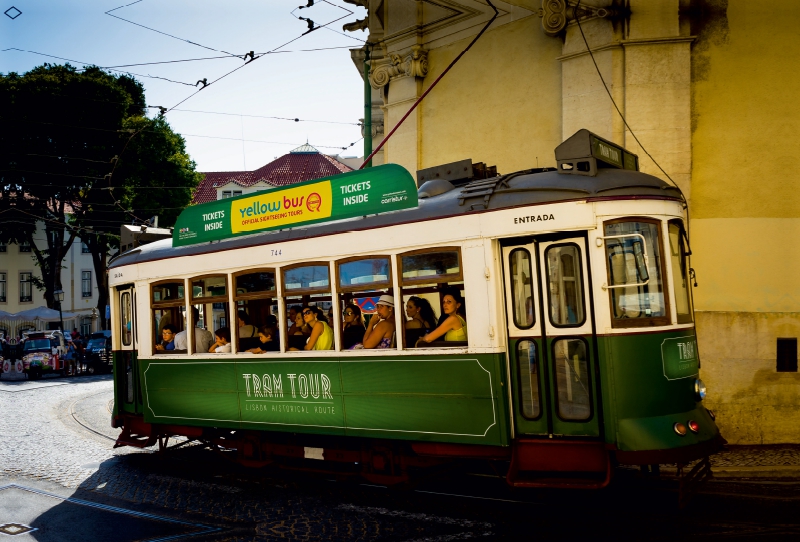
left=2, top=375, right=800, bottom=541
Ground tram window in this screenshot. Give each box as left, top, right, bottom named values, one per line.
left=400, top=249, right=461, bottom=285
left=234, top=269, right=279, bottom=353
left=552, top=338, right=591, bottom=421
left=517, top=340, right=541, bottom=419
left=509, top=249, right=535, bottom=329
left=668, top=221, right=693, bottom=324
left=120, top=292, right=133, bottom=346
left=604, top=220, right=668, bottom=327
left=282, top=264, right=333, bottom=351
left=152, top=282, right=184, bottom=303
left=151, top=281, right=187, bottom=354
left=545, top=244, right=585, bottom=327
left=190, top=275, right=229, bottom=354
left=399, top=248, right=466, bottom=349
left=336, top=257, right=392, bottom=350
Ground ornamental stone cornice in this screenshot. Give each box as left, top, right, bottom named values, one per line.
left=368, top=45, right=429, bottom=88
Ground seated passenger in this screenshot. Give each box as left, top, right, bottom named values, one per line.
left=155, top=324, right=177, bottom=352
left=351, top=295, right=395, bottom=349
left=419, top=289, right=467, bottom=345
left=341, top=304, right=366, bottom=349
left=289, top=306, right=333, bottom=351
left=174, top=308, right=215, bottom=353
left=287, top=305, right=302, bottom=335
left=247, top=324, right=279, bottom=353
left=209, top=327, right=231, bottom=353
left=405, top=296, right=436, bottom=330
left=238, top=311, right=258, bottom=340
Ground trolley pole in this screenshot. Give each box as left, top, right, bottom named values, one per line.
left=363, top=45, right=372, bottom=168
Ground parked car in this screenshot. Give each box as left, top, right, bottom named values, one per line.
left=21, top=332, right=65, bottom=380
left=84, top=330, right=112, bottom=374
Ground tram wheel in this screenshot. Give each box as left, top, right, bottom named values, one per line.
left=86, top=363, right=96, bottom=376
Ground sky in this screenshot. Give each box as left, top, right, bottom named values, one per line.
left=1, top=0, right=368, bottom=172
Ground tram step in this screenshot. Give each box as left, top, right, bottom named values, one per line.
left=114, top=429, right=156, bottom=449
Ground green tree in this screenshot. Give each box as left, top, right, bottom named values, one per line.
left=0, top=64, right=200, bottom=327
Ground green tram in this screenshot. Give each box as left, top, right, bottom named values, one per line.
left=109, top=130, right=723, bottom=489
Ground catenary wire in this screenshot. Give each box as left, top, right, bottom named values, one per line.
left=104, top=0, right=241, bottom=58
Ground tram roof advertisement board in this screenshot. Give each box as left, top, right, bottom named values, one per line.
left=173, top=164, right=418, bottom=247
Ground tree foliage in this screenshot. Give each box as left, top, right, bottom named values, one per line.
left=0, top=64, right=201, bottom=326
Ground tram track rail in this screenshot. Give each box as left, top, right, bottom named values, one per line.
left=69, top=389, right=118, bottom=443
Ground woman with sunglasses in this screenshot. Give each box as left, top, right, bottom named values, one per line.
left=289, top=306, right=333, bottom=351
left=341, top=304, right=366, bottom=350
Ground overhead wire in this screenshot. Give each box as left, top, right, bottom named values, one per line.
left=104, top=0, right=241, bottom=58
left=169, top=108, right=361, bottom=126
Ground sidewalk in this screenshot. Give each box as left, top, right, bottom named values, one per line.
left=709, top=445, right=800, bottom=478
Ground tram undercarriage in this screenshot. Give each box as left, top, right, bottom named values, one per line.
left=114, top=413, right=723, bottom=502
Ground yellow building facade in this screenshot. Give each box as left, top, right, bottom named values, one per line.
left=351, top=0, right=800, bottom=443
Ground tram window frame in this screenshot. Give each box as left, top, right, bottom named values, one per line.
left=190, top=274, right=230, bottom=354
left=398, top=247, right=466, bottom=349
left=667, top=220, right=694, bottom=325
left=544, top=243, right=586, bottom=328
left=233, top=268, right=279, bottom=354
left=281, top=262, right=334, bottom=352
left=509, top=248, right=536, bottom=330
left=335, top=256, right=393, bottom=351
left=398, top=247, right=463, bottom=286
left=516, top=339, right=542, bottom=420
left=551, top=336, right=593, bottom=422
left=603, top=217, right=671, bottom=328
left=120, top=291, right=133, bottom=347
left=150, top=279, right=188, bottom=355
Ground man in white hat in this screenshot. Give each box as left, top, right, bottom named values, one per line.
left=360, top=294, right=396, bottom=349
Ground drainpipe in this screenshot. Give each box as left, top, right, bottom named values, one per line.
left=363, top=45, right=372, bottom=168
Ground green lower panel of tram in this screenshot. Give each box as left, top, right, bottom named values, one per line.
left=134, top=354, right=509, bottom=446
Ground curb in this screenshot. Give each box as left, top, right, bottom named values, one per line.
left=711, top=466, right=800, bottom=479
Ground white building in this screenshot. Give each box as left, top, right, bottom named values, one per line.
left=0, top=225, right=99, bottom=339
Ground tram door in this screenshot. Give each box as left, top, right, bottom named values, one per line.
left=502, top=237, right=600, bottom=438
left=117, top=285, right=137, bottom=414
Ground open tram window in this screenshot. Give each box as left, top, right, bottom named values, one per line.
left=151, top=280, right=186, bottom=354
left=545, top=244, right=585, bottom=327
left=190, top=275, right=229, bottom=354
left=282, top=263, right=333, bottom=351
left=516, top=340, right=541, bottom=419
left=552, top=338, right=591, bottom=421
left=604, top=219, right=669, bottom=327
left=398, top=247, right=467, bottom=349
left=234, top=269, right=279, bottom=353
left=336, top=256, right=393, bottom=350
left=668, top=220, right=693, bottom=324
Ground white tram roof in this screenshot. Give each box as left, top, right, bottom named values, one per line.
left=109, top=167, right=680, bottom=269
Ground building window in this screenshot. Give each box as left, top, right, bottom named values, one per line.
left=82, top=242, right=91, bottom=254
left=777, top=338, right=798, bottom=372
left=82, top=271, right=92, bottom=298
left=221, top=191, right=231, bottom=199
left=221, top=190, right=242, bottom=199
left=0, top=272, right=6, bottom=303
left=81, top=317, right=92, bottom=336
left=20, top=273, right=32, bottom=302
left=0, top=243, right=6, bottom=253
left=19, top=241, right=31, bottom=253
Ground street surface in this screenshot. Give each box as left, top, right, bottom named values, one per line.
left=1, top=374, right=799, bottom=541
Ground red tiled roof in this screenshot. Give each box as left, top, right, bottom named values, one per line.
left=192, top=150, right=353, bottom=204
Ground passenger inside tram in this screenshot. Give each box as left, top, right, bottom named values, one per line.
left=289, top=306, right=333, bottom=351
left=350, top=295, right=395, bottom=349
left=289, top=312, right=310, bottom=350
left=418, top=288, right=467, bottom=345
left=209, top=327, right=231, bottom=353
left=246, top=324, right=279, bottom=353
left=155, top=324, right=177, bottom=351
left=341, top=304, right=366, bottom=350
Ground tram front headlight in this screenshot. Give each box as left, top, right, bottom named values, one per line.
left=694, top=378, right=707, bottom=401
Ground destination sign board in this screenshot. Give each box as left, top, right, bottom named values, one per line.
left=590, top=134, right=639, bottom=171
left=173, top=164, right=418, bottom=247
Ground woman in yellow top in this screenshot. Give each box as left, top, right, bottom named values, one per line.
left=419, top=289, right=467, bottom=344
left=290, top=306, right=333, bottom=351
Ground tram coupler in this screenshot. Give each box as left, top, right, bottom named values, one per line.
left=677, top=456, right=713, bottom=509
